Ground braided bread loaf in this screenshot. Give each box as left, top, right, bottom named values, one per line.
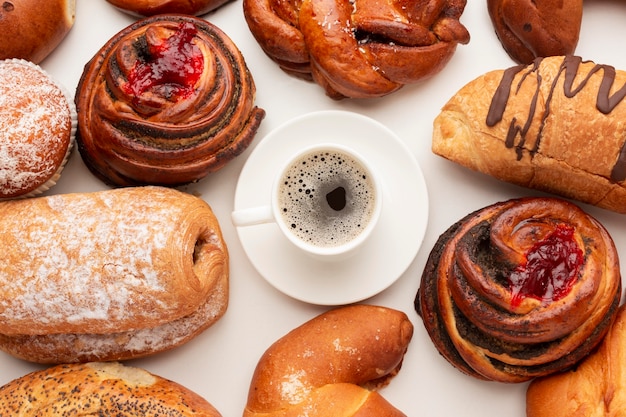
left=243, top=305, right=413, bottom=416
left=243, top=0, right=469, bottom=99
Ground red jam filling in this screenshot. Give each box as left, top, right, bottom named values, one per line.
left=123, top=22, right=204, bottom=101
left=508, top=224, right=583, bottom=307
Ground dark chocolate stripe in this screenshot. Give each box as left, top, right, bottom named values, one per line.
left=487, top=56, right=626, bottom=182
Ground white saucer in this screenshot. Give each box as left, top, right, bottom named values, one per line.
left=232, top=110, right=429, bottom=305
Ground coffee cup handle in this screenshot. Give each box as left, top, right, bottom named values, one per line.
left=231, top=205, right=274, bottom=227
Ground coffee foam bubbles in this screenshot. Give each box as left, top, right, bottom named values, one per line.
left=277, top=149, right=376, bottom=247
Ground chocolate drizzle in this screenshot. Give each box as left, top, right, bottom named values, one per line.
left=486, top=56, right=626, bottom=182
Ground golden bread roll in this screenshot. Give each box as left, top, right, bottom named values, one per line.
left=0, top=0, right=76, bottom=64
left=106, top=0, right=232, bottom=16
left=0, top=59, right=76, bottom=199
left=0, top=362, right=222, bottom=416
left=75, top=14, right=265, bottom=187
left=0, top=186, right=228, bottom=363
left=487, top=0, right=582, bottom=64
left=244, top=305, right=413, bottom=417
left=416, top=197, right=621, bottom=383
left=527, top=303, right=626, bottom=417
left=433, top=55, right=626, bottom=214
left=243, top=0, right=469, bottom=99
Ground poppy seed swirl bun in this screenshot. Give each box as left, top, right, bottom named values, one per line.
left=75, top=14, right=265, bottom=187
left=415, top=197, right=621, bottom=383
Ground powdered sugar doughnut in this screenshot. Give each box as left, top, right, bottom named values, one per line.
left=0, top=59, right=76, bottom=199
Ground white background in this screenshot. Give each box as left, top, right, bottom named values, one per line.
left=2, top=1, right=626, bottom=416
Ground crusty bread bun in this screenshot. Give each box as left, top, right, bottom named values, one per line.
left=0, top=186, right=229, bottom=364
left=106, top=0, right=233, bottom=16
left=526, top=303, right=626, bottom=417
left=0, top=59, right=76, bottom=199
left=0, top=0, right=76, bottom=64
left=487, top=0, right=582, bottom=64
left=0, top=362, right=223, bottom=416
left=244, top=305, right=413, bottom=417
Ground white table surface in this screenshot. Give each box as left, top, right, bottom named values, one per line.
left=3, top=1, right=626, bottom=416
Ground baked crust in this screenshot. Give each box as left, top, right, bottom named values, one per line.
left=415, top=197, right=621, bottom=382
left=433, top=55, right=626, bottom=214
left=0, top=362, right=223, bottom=416
left=244, top=305, right=413, bottom=417
left=75, top=14, right=265, bottom=187
left=487, top=0, right=582, bottom=64
left=0, top=186, right=229, bottom=363
left=243, top=0, right=469, bottom=99
left=106, top=0, right=232, bottom=16
left=0, top=0, right=75, bottom=63
left=527, top=303, right=626, bottom=417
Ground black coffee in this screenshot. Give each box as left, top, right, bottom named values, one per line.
left=277, top=149, right=377, bottom=247
left=326, top=186, right=346, bottom=211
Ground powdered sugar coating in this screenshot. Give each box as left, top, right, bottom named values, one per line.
left=0, top=272, right=228, bottom=363
left=0, top=60, right=73, bottom=198
left=0, top=187, right=228, bottom=337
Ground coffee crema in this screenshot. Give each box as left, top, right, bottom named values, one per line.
left=277, top=148, right=377, bottom=248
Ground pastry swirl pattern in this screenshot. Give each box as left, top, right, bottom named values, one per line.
left=75, top=14, right=265, bottom=186
left=415, top=197, right=621, bottom=383
left=243, top=0, right=470, bottom=99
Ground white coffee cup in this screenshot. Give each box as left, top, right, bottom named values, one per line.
left=231, top=143, right=382, bottom=260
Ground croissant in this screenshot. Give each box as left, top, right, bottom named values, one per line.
left=0, top=186, right=229, bottom=363
left=75, top=14, right=265, bottom=187
left=433, top=55, right=626, bottom=214
left=243, top=305, right=413, bottom=417
left=415, top=197, right=621, bottom=383
left=487, top=0, right=582, bottom=64
left=243, top=0, right=470, bottom=99
left=526, top=303, right=626, bottom=417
